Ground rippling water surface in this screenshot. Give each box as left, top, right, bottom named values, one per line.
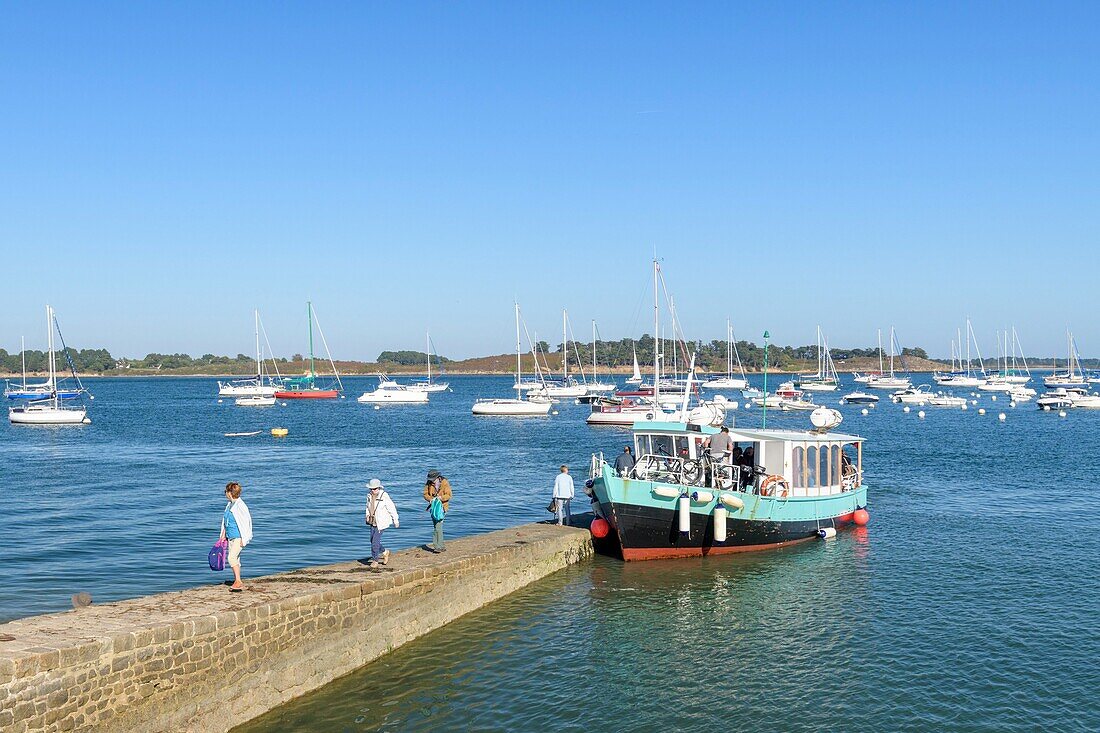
left=4, top=375, right=1100, bottom=731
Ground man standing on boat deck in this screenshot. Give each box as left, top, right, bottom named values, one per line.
left=423, top=470, right=451, bottom=553
left=614, top=446, right=636, bottom=476
left=553, top=465, right=575, bottom=526
left=704, top=426, right=734, bottom=487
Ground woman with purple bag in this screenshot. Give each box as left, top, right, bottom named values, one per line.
left=219, top=481, right=253, bottom=592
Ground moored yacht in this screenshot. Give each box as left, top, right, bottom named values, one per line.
left=358, top=374, right=430, bottom=404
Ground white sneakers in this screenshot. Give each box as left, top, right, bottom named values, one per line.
left=382, top=549, right=391, bottom=565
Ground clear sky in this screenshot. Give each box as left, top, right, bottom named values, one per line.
left=2, top=2, right=1097, bottom=360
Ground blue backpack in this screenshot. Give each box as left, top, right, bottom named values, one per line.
left=429, top=496, right=445, bottom=522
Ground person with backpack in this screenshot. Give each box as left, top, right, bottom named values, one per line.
left=219, top=481, right=253, bottom=593
left=365, top=478, right=400, bottom=568
left=423, top=469, right=451, bottom=553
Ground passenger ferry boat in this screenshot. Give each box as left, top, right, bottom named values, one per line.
left=586, top=420, right=867, bottom=560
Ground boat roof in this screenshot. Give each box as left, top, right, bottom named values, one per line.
left=633, top=420, right=864, bottom=443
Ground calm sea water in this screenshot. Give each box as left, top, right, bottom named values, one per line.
left=4, top=375, right=1100, bottom=731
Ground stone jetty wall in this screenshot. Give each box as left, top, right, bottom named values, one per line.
left=0, top=523, right=593, bottom=733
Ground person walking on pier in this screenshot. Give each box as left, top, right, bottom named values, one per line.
left=423, top=470, right=451, bottom=553
left=553, top=465, right=575, bottom=526
left=219, top=481, right=252, bottom=593
left=365, top=479, right=399, bottom=568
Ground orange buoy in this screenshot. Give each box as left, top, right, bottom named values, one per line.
left=590, top=518, right=611, bottom=539
left=838, top=512, right=855, bottom=523
left=853, top=508, right=870, bottom=526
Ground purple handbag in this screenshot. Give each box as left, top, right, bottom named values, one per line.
left=208, top=539, right=228, bottom=571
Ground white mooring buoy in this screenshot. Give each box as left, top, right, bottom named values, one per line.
left=979, top=408, right=986, bottom=415
left=861, top=408, right=869, bottom=415
left=1059, top=410, right=1067, bottom=418
left=998, top=412, right=1006, bottom=421
left=918, top=410, right=925, bottom=419
left=903, top=406, right=911, bottom=413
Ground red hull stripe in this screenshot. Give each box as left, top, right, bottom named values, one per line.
left=274, top=391, right=339, bottom=399
left=620, top=536, right=818, bottom=561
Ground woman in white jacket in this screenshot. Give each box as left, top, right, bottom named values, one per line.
left=365, top=479, right=400, bottom=568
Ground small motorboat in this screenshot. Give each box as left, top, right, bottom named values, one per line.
left=358, top=375, right=430, bottom=404
left=926, top=393, right=967, bottom=407
left=1036, top=388, right=1077, bottom=410
left=841, top=391, right=879, bottom=404
left=1008, top=387, right=1036, bottom=402
left=891, top=385, right=933, bottom=405
left=235, top=395, right=276, bottom=407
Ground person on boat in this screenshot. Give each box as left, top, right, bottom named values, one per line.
left=219, top=482, right=252, bottom=593
left=365, top=479, right=399, bottom=568
left=552, top=465, right=575, bottom=526
left=614, top=446, right=636, bottom=476
left=739, top=446, right=756, bottom=489
left=703, top=426, right=734, bottom=487
left=423, top=470, right=452, bottom=553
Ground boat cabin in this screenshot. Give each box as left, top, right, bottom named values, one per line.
left=627, top=421, right=864, bottom=496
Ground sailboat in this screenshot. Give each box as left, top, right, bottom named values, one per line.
left=525, top=309, right=588, bottom=398
left=1044, top=331, right=1087, bottom=389
left=407, top=332, right=450, bottom=393
left=473, top=303, right=552, bottom=416
left=585, top=320, right=617, bottom=393
left=218, top=310, right=284, bottom=397
left=702, top=320, right=749, bottom=390
left=5, top=334, right=86, bottom=401
left=274, top=302, right=344, bottom=399
left=626, top=342, right=643, bottom=385
left=588, top=260, right=724, bottom=427
left=861, top=328, right=911, bottom=390
left=9, top=306, right=91, bottom=425
left=797, top=326, right=839, bottom=392
left=934, top=320, right=986, bottom=387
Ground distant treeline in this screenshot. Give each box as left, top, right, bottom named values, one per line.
left=376, top=350, right=453, bottom=366
left=2, top=340, right=1096, bottom=374
left=555, top=336, right=931, bottom=372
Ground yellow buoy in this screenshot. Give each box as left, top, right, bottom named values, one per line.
left=271, top=427, right=289, bottom=437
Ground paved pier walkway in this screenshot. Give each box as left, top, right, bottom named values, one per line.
left=0, top=522, right=593, bottom=733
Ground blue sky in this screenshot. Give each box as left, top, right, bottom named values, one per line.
left=2, top=2, right=1097, bottom=360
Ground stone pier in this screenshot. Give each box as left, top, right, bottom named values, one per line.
left=0, top=522, right=593, bottom=733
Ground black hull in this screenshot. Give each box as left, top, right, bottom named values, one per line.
left=598, top=501, right=842, bottom=560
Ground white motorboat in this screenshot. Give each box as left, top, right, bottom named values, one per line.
left=9, top=306, right=91, bottom=426
left=752, top=381, right=818, bottom=411
left=235, top=395, right=276, bottom=407
left=218, top=311, right=284, bottom=397
left=1036, top=388, right=1078, bottom=410
left=359, top=374, right=430, bottom=404
left=1008, top=387, right=1035, bottom=402
left=1068, top=391, right=1100, bottom=409
left=927, top=393, right=968, bottom=407
left=702, top=319, right=749, bottom=390
left=841, top=391, right=879, bottom=404
left=978, top=377, right=1015, bottom=392
left=473, top=303, right=554, bottom=416
left=406, top=332, right=450, bottom=393
left=891, top=385, right=934, bottom=405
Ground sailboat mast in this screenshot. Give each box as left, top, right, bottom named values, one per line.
left=426, top=332, right=432, bottom=382
left=726, top=319, right=732, bottom=379
left=515, top=303, right=522, bottom=386
left=591, top=320, right=597, bottom=379
left=307, top=301, right=316, bottom=379
left=254, top=310, right=262, bottom=379
left=653, top=259, right=660, bottom=408
left=46, top=305, right=57, bottom=405
left=877, top=329, right=884, bottom=374
left=20, top=335, right=26, bottom=389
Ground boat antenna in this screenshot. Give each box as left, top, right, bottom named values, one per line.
left=762, top=330, right=770, bottom=429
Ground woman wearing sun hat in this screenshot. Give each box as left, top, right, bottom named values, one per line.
left=365, top=479, right=400, bottom=568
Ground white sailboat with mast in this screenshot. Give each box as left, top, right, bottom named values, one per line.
left=626, top=342, right=643, bottom=385
left=585, top=320, right=617, bottom=393
left=702, top=319, right=749, bottom=390
left=1045, top=331, right=1087, bottom=389
left=862, top=327, right=911, bottom=390
left=934, top=319, right=987, bottom=387
left=473, top=303, right=552, bottom=416
left=9, top=306, right=91, bottom=425
left=218, top=310, right=284, bottom=397
left=408, top=332, right=450, bottom=393
left=526, top=309, right=588, bottom=398
left=797, top=326, right=839, bottom=392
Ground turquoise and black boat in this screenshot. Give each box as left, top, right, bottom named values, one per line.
left=586, top=420, right=868, bottom=560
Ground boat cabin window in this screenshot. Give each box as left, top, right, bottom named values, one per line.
left=791, top=441, right=853, bottom=496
